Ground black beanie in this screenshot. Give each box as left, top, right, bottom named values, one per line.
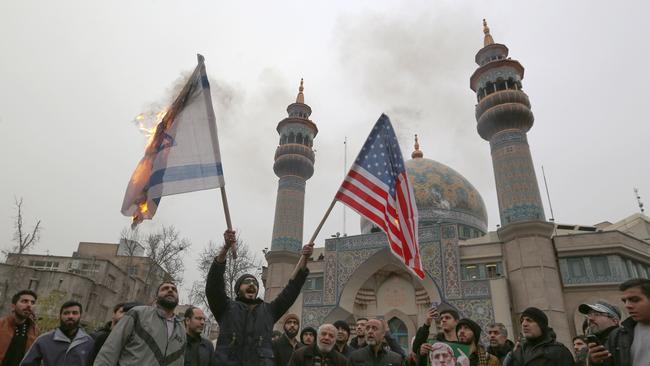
left=455, top=318, right=482, bottom=344
left=300, top=326, right=317, bottom=341
left=521, top=307, right=548, bottom=330
left=234, top=274, right=258, bottom=297
left=333, top=320, right=351, bottom=335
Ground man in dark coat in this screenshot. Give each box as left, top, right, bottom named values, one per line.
left=486, top=322, right=514, bottom=364
left=289, top=324, right=347, bottom=366
left=300, top=327, right=317, bottom=347
left=509, top=307, right=574, bottom=366
left=184, top=306, right=216, bottom=366
left=333, top=320, right=353, bottom=358
left=89, top=301, right=141, bottom=364
left=347, top=319, right=402, bottom=365
left=456, top=318, right=499, bottom=366
left=206, top=230, right=312, bottom=366
left=273, top=313, right=302, bottom=366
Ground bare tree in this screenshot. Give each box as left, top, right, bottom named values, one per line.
left=142, top=225, right=191, bottom=286
left=189, top=233, right=261, bottom=310
left=3, top=197, right=42, bottom=262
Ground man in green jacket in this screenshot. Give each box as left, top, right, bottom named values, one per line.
left=93, top=282, right=186, bottom=366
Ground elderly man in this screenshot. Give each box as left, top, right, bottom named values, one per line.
left=94, top=282, right=186, bottom=366
left=347, top=319, right=402, bottom=365
left=288, top=324, right=347, bottom=366
left=429, top=342, right=457, bottom=366
left=0, top=290, right=39, bottom=366
left=486, top=322, right=513, bottom=364
left=206, top=230, right=312, bottom=365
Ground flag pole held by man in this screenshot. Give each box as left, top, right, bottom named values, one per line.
left=311, top=113, right=424, bottom=279
left=120, top=54, right=229, bottom=228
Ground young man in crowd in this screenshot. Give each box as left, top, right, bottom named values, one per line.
left=89, top=301, right=142, bottom=364
left=415, top=308, right=459, bottom=363
left=300, top=327, right=317, bottom=347
left=456, top=318, right=499, bottom=366
left=184, top=306, right=216, bottom=366
left=347, top=318, right=402, bottom=365
left=333, top=320, right=353, bottom=358
left=348, top=317, right=368, bottom=349
left=486, top=322, right=513, bottom=364
left=206, top=230, right=312, bottom=365
left=21, top=300, right=93, bottom=366
left=589, top=278, right=650, bottom=366
left=94, top=282, right=186, bottom=366
left=288, top=324, right=347, bottom=366
left=509, top=307, right=574, bottom=366
left=273, top=314, right=303, bottom=366
left=0, top=290, right=39, bottom=366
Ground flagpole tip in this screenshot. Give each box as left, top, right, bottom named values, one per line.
left=197, top=54, right=205, bottom=63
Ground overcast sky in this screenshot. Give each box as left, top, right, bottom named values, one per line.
left=1, top=0, right=648, bottom=300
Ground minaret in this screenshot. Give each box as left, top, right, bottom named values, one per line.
left=470, top=20, right=571, bottom=345
left=470, top=19, right=545, bottom=226
left=265, top=80, right=318, bottom=304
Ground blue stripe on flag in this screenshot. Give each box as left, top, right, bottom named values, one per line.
left=149, top=163, right=223, bottom=187
left=201, top=75, right=210, bottom=89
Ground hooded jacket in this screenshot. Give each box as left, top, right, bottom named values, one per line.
left=456, top=319, right=499, bottom=366
left=206, top=260, right=309, bottom=366
left=0, top=314, right=38, bottom=365
left=20, top=327, right=93, bottom=366
left=93, top=305, right=186, bottom=366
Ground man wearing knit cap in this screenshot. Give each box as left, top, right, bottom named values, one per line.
left=206, top=230, right=313, bottom=366
left=273, top=313, right=302, bottom=366
left=455, top=318, right=499, bottom=366
left=509, top=307, right=574, bottom=366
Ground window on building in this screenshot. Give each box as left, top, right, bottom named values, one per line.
left=303, top=276, right=323, bottom=291
left=28, top=279, right=38, bottom=290
left=127, top=266, right=138, bottom=276
left=28, top=260, right=60, bottom=270
left=486, top=263, right=500, bottom=279
left=388, top=317, right=409, bottom=353
left=590, top=257, right=611, bottom=277
left=462, top=264, right=480, bottom=280
left=568, top=258, right=587, bottom=278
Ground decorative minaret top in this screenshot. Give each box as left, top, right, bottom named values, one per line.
left=470, top=21, right=546, bottom=225
left=296, top=78, right=305, bottom=103
left=483, top=19, right=494, bottom=46
left=412, top=134, right=424, bottom=159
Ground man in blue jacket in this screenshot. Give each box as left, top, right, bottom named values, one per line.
left=206, top=230, right=312, bottom=366
left=20, top=300, right=93, bottom=366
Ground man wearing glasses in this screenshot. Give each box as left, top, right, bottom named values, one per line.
left=579, top=301, right=621, bottom=346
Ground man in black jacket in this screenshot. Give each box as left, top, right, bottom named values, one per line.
left=347, top=319, right=402, bottom=365
left=273, top=313, right=303, bottom=366
left=89, top=301, right=141, bottom=364
left=289, top=324, right=347, bottom=366
left=184, top=306, right=216, bottom=366
left=509, top=307, right=574, bottom=366
left=486, top=322, right=514, bottom=364
left=207, top=230, right=312, bottom=366
left=589, top=278, right=650, bottom=366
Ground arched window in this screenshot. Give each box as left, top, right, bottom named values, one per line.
left=288, top=132, right=295, bottom=143
left=388, top=317, right=408, bottom=353
left=296, top=133, right=303, bottom=145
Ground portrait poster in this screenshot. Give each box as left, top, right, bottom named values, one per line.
left=428, top=341, right=471, bottom=366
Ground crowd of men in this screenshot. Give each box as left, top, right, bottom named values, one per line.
left=0, top=230, right=649, bottom=365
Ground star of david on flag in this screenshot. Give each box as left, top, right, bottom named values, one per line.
left=335, top=114, right=423, bottom=279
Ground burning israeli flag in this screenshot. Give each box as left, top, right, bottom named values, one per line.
left=121, top=55, right=225, bottom=226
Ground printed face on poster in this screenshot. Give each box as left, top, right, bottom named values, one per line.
left=428, top=341, right=470, bottom=366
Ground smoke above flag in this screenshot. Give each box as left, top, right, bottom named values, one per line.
left=335, top=114, right=424, bottom=279
left=121, top=55, right=225, bottom=226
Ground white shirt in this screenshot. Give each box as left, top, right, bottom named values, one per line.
left=631, top=323, right=650, bottom=366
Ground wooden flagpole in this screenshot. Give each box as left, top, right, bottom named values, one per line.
left=308, top=199, right=337, bottom=244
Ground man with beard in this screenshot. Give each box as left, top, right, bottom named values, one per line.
left=273, top=314, right=302, bottom=366
left=579, top=301, right=620, bottom=345
left=21, top=300, right=93, bottom=366
left=347, top=319, right=402, bottom=365
left=184, top=306, right=216, bottom=366
left=456, top=318, right=499, bottom=366
left=348, top=318, right=368, bottom=350
left=486, top=322, right=514, bottom=364
left=300, top=327, right=317, bottom=347
left=288, top=324, right=347, bottom=366
left=89, top=301, right=142, bottom=364
left=509, top=307, right=574, bottom=366
left=333, top=320, right=353, bottom=358
left=94, top=282, right=186, bottom=366
left=206, top=230, right=312, bottom=366
left=0, top=290, right=39, bottom=366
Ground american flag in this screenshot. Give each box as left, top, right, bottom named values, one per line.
left=335, top=114, right=424, bottom=279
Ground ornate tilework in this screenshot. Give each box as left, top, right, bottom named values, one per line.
left=449, top=298, right=495, bottom=343
left=302, top=306, right=335, bottom=328
left=278, top=176, right=306, bottom=191
left=489, top=130, right=527, bottom=151
left=303, top=291, right=323, bottom=305
left=323, top=251, right=337, bottom=304
left=420, top=242, right=442, bottom=282
left=337, top=248, right=383, bottom=295
left=461, top=280, right=491, bottom=298
left=442, top=225, right=461, bottom=299
left=270, top=237, right=301, bottom=252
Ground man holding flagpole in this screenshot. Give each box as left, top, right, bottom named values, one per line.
left=206, top=230, right=312, bottom=366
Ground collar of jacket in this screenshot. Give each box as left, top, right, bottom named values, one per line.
left=6, top=314, right=33, bottom=329
left=621, top=316, right=637, bottom=331
left=364, top=344, right=387, bottom=357
left=53, top=327, right=91, bottom=350
left=154, top=306, right=182, bottom=323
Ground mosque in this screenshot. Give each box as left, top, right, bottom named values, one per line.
left=261, top=21, right=650, bottom=349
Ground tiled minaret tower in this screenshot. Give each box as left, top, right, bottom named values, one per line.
left=470, top=20, right=545, bottom=226
left=470, top=21, right=570, bottom=345
left=270, top=79, right=318, bottom=252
